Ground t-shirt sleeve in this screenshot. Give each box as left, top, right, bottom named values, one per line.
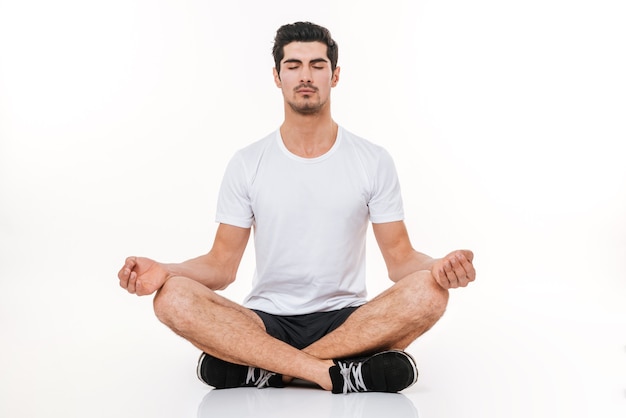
left=215, top=152, right=254, bottom=228
left=368, top=148, right=405, bottom=224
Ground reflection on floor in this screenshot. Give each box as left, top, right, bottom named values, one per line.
left=197, top=385, right=419, bottom=418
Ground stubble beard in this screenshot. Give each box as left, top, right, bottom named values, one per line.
left=286, top=82, right=329, bottom=115
left=289, top=102, right=322, bottom=115
left=287, top=96, right=327, bottom=115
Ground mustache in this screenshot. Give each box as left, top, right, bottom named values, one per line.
left=294, top=83, right=318, bottom=92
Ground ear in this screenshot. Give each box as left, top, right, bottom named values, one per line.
left=331, top=66, right=340, bottom=87
left=273, top=67, right=282, bottom=88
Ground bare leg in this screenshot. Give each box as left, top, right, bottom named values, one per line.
left=303, top=270, right=448, bottom=360
left=153, top=276, right=334, bottom=390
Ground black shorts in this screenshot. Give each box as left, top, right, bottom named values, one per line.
left=252, top=307, right=360, bottom=350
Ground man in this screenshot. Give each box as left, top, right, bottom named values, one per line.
left=118, top=22, right=475, bottom=395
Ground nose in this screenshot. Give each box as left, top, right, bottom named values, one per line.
left=300, top=67, right=312, bottom=83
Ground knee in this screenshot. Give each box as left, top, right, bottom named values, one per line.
left=398, top=270, right=449, bottom=323
left=153, top=276, right=196, bottom=328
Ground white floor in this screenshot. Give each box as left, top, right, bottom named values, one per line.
left=1, top=241, right=624, bottom=418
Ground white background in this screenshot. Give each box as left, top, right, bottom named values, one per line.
left=1, top=1, right=625, bottom=417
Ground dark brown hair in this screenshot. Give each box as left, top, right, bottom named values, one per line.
left=272, top=22, right=339, bottom=75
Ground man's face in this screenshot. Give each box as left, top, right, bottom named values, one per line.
left=273, top=41, right=340, bottom=115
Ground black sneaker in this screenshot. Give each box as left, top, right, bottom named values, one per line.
left=329, top=350, right=418, bottom=394
left=196, top=353, right=284, bottom=389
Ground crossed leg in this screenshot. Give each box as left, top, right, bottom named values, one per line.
left=153, top=269, right=448, bottom=391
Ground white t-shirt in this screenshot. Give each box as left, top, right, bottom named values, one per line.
left=216, top=126, right=404, bottom=315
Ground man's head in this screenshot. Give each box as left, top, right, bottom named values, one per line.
left=272, top=22, right=338, bottom=77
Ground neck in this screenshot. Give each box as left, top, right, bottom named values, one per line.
left=280, top=108, right=338, bottom=158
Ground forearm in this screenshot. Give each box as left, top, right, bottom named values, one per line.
left=373, top=221, right=438, bottom=282
left=163, top=252, right=237, bottom=291
left=387, top=250, right=436, bottom=282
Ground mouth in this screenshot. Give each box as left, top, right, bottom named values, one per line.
left=295, top=85, right=317, bottom=94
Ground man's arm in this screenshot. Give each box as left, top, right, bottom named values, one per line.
left=372, top=221, right=475, bottom=289
left=118, top=223, right=251, bottom=296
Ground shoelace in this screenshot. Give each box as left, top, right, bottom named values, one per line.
left=337, top=360, right=368, bottom=393
left=245, top=367, right=276, bottom=388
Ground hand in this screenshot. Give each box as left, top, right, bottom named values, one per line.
left=118, top=256, right=169, bottom=296
left=431, top=250, right=475, bottom=289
